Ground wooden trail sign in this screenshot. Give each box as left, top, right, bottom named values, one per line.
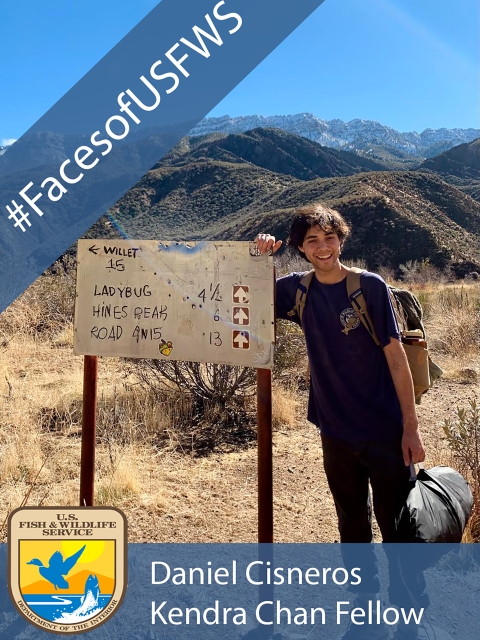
left=75, top=240, right=275, bottom=540
left=74, top=240, right=275, bottom=369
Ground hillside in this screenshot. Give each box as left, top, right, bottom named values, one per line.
left=157, top=127, right=389, bottom=178
left=418, top=137, right=480, bottom=202
left=112, top=159, right=297, bottom=237
left=419, top=138, right=480, bottom=180
left=109, top=153, right=480, bottom=276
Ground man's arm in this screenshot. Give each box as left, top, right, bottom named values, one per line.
left=383, top=337, right=425, bottom=465
left=255, top=233, right=283, bottom=255
left=255, top=233, right=303, bottom=323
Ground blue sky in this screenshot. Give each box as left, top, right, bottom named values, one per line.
left=0, top=0, right=478, bottom=143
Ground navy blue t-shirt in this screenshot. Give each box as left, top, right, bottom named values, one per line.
left=276, top=271, right=403, bottom=442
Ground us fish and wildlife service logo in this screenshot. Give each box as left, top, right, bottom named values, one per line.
left=8, top=507, right=127, bottom=634
left=340, top=308, right=360, bottom=336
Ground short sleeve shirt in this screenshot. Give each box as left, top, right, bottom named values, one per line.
left=276, top=271, right=403, bottom=442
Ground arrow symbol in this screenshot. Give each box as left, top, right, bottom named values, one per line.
left=89, top=245, right=100, bottom=255
left=233, top=286, right=249, bottom=303
left=233, top=331, right=249, bottom=349
left=233, top=308, right=249, bottom=325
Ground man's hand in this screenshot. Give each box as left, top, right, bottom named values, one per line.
left=402, top=427, right=425, bottom=466
left=255, top=233, right=283, bottom=255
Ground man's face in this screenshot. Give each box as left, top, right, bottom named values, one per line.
left=298, top=225, right=342, bottom=272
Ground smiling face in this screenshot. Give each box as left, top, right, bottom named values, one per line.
left=298, top=225, right=342, bottom=273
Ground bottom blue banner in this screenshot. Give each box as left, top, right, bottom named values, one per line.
left=1, top=543, right=478, bottom=639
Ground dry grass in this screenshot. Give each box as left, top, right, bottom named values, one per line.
left=0, top=267, right=259, bottom=537
left=95, top=446, right=142, bottom=506
left=416, top=283, right=479, bottom=379
left=0, top=321, right=145, bottom=537
left=0, top=269, right=478, bottom=542
left=272, top=384, right=300, bottom=430
left=0, top=269, right=75, bottom=342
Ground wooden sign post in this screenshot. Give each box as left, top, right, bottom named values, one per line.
left=79, top=355, right=97, bottom=507
left=75, top=241, right=275, bottom=540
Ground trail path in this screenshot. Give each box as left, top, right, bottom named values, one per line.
left=126, top=377, right=478, bottom=543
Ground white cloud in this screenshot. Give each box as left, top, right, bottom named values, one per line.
left=1, top=138, right=16, bottom=147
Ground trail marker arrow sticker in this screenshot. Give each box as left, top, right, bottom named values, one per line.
left=233, top=330, right=250, bottom=349
left=233, top=307, right=250, bottom=326
left=233, top=286, right=250, bottom=304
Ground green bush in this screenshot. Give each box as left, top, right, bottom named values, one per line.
left=273, top=319, right=307, bottom=383
left=130, top=359, right=257, bottom=455
left=443, top=400, right=480, bottom=540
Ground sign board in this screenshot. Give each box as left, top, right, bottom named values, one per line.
left=74, top=240, right=275, bottom=368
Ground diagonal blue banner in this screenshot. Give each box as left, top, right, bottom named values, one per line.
left=0, top=0, right=326, bottom=313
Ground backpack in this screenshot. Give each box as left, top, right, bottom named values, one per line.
left=287, top=267, right=443, bottom=403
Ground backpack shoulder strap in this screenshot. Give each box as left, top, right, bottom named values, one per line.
left=286, top=270, right=314, bottom=326
left=345, top=267, right=381, bottom=346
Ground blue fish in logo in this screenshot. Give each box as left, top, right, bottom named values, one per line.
left=26, top=545, right=86, bottom=590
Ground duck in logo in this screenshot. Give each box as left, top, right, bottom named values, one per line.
left=8, top=507, right=127, bottom=634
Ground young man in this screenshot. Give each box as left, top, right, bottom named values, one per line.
left=256, top=204, right=426, bottom=640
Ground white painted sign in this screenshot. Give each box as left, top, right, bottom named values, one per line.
left=74, top=240, right=275, bottom=368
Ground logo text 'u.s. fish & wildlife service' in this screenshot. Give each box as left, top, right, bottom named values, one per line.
left=8, top=507, right=127, bottom=634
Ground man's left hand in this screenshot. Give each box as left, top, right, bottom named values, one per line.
left=402, top=427, right=425, bottom=466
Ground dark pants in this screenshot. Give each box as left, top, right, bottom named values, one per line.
left=321, top=432, right=428, bottom=608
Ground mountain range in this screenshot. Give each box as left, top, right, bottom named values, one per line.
left=107, top=128, right=480, bottom=277
left=2, top=114, right=478, bottom=165
left=190, top=114, right=479, bottom=165
left=3, top=120, right=478, bottom=277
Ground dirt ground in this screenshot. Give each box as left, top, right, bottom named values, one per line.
left=0, top=322, right=477, bottom=545
left=0, top=337, right=478, bottom=639
left=123, top=375, right=478, bottom=543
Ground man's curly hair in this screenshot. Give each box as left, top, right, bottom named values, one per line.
left=288, top=204, right=351, bottom=261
